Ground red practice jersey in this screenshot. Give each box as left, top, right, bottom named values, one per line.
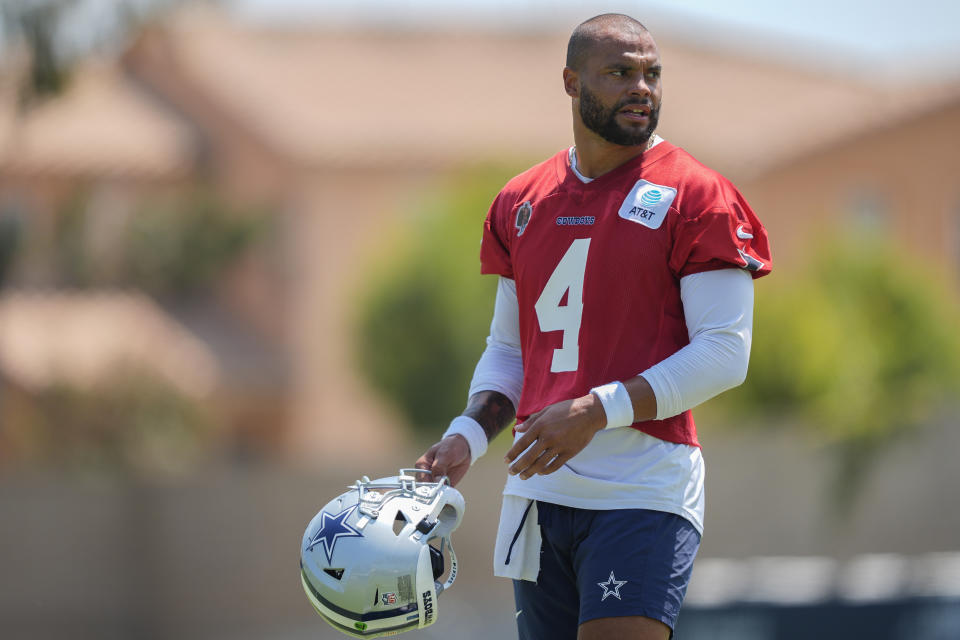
left=480, top=141, right=772, bottom=447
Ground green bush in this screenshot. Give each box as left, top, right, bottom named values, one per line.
left=712, top=230, right=960, bottom=505
left=354, top=168, right=517, bottom=438
left=52, top=187, right=267, bottom=295
left=0, top=212, right=21, bottom=287
left=725, top=233, right=960, bottom=435
left=123, top=189, right=267, bottom=296
left=5, top=368, right=214, bottom=476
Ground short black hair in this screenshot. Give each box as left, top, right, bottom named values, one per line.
left=566, top=14, right=649, bottom=70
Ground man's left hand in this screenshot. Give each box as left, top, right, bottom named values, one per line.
left=504, top=393, right=606, bottom=479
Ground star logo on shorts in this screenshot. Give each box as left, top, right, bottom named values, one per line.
left=598, top=571, right=627, bottom=601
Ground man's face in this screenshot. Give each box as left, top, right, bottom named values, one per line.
left=571, top=30, right=662, bottom=147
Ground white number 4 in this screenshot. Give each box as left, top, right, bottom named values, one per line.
left=534, top=238, right=591, bottom=373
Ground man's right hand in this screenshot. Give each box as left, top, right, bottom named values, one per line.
left=415, top=435, right=471, bottom=487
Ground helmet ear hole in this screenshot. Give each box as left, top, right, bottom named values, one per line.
left=434, top=504, right=462, bottom=537
left=392, top=511, right=409, bottom=536
left=323, top=568, right=344, bottom=581
left=438, top=504, right=458, bottom=525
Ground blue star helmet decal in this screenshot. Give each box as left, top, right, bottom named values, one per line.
left=306, top=505, right=363, bottom=565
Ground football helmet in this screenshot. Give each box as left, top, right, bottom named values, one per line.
left=300, top=469, right=465, bottom=638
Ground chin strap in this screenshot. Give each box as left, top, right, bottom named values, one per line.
left=435, top=536, right=458, bottom=594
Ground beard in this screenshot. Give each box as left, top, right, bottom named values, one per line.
left=579, top=84, right=660, bottom=147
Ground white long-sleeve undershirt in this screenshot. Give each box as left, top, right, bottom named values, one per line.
left=469, top=268, right=754, bottom=421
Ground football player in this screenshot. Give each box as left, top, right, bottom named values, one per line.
left=416, top=13, right=771, bottom=640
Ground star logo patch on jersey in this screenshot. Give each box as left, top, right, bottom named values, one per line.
left=598, top=571, right=628, bottom=601
left=306, top=505, right=363, bottom=565
left=515, top=201, right=533, bottom=236
left=618, top=180, right=677, bottom=230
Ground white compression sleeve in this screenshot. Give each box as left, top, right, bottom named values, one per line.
left=467, top=277, right=523, bottom=411
left=640, top=269, right=754, bottom=420
left=468, top=271, right=752, bottom=427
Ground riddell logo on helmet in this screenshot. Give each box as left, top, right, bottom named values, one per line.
left=422, top=591, right=435, bottom=624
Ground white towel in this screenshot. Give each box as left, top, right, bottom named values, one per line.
left=492, top=496, right=541, bottom=582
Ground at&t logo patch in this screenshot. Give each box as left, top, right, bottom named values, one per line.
left=618, top=179, right=676, bottom=229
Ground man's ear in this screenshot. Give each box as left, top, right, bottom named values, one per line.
left=562, top=67, right=578, bottom=98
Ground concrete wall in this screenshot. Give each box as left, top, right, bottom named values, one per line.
left=2, top=416, right=957, bottom=640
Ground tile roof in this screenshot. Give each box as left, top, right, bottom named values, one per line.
left=0, top=290, right=218, bottom=397
left=2, top=7, right=958, bottom=180
left=0, top=59, right=195, bottom=179
left=141, top=8, right=959, bottom=177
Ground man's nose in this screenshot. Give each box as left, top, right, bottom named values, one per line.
left=628, top=76, right=651, bottom=98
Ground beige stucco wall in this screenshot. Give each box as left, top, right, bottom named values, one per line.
left=283, top=167, right=449, bottom=464
left=743, top=102, right=960, bottom=279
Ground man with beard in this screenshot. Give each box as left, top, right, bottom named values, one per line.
left=416, top=13, right=771, bottom=640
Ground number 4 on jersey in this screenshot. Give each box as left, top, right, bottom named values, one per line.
left=534, top=238, right=590, bottom=373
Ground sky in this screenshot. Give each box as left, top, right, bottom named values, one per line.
left=3, top=0, right=959, bottom=83
left=229, top=0, right=960, bottom=82
left=230, top=0, right=960, bottom=58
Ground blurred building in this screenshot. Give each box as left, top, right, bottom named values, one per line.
left=1, top=8, right=959, bottom=640
left=1, top=6, right=958, bottom=463
left=0, top=290, right=217, bottom=396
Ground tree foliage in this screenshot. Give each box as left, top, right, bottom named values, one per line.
left=1, top=0, right=200, bottom=104
left=2, top=368, right=214, bottom=476
left=354, top=168, right=514, bottom=438
left=51, top=187, right=267, bottom=296
left=0, top=212, right=21, bottom=288
left=122, top=189, right=267, bottom=296
left=711, top=230, right=960, bottom=506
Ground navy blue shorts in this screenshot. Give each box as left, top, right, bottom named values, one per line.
left=513, top=501, right=700, bottom=639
